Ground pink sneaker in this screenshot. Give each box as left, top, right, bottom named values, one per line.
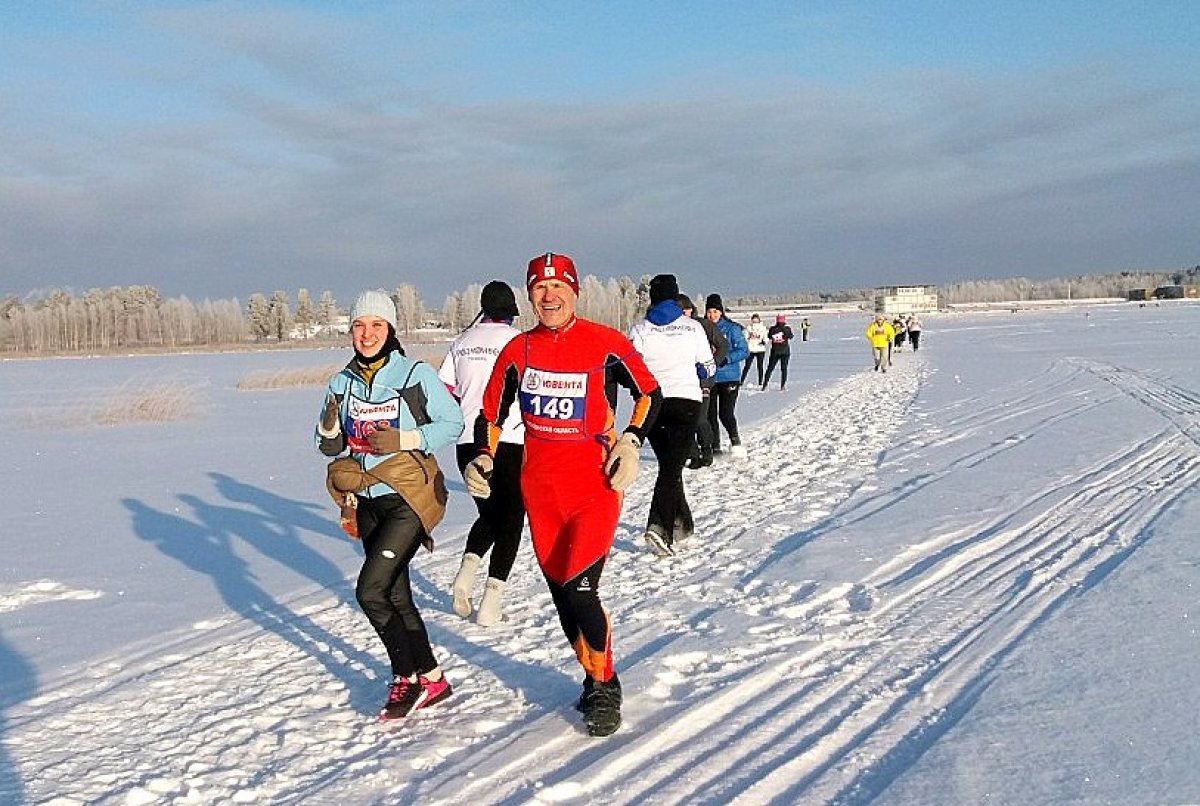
left=379, top=677, right=420, bottom=721
left=416, top=675, right=452, bottom=710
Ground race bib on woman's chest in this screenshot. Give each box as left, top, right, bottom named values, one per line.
left=519, top=368, right=588, bottom=441
left=346, top=394, right=400, bottom=454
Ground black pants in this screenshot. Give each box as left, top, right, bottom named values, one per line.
left=763, top=352, right=790, bottom=389
left=692, top=387, right=715, bottom=459
left=647, top=398, right=700, bottom=543
left=354, top=494, right=437, bottom=678
left=707, top=381, right=741, bottom=449
left=909, top=331, right=921, bottom=350
left=740, top=352, right=765, bottom=385
left=456, top=442, right=526, bottom=581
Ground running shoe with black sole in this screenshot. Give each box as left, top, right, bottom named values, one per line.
left=379, top=677, right=421, bottom=721
left=580, top=675, right=623, bottom=737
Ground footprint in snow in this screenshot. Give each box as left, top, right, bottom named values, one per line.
left=846, top=583, right=878, bottom=613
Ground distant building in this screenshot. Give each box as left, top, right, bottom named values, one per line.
left=1127, top=288, right=1152, bottom=301
left=1154, top=285, right=1185, bottom=300
left=874, top=285, right=938, bottom=315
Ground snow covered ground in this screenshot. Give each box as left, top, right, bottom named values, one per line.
left=2, top=303, right=1198, bottom=805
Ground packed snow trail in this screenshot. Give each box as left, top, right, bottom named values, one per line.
left=6, top=341, right=1198, bottom=804
left=4, top=357, right=917, bottom=804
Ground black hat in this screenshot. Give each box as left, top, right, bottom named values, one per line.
left=649, top=274, right=680, bottom=305
left=675, top=293, right=694, bottom=311
left=480, top=280, right=519, bottom=319
left=705, top=293, right=724, bottom=313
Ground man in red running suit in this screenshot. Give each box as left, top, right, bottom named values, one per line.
left=464, top=252, right=662, bottom=737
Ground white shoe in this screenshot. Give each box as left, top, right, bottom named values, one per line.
left=476, top=578, right=505, bottom=627
left=644, top=529, right=675, bottom=557
left=730, top=444, right=747, bottom=458
left=452, top=553, right=481, bottom=618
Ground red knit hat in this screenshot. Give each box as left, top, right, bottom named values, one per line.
left=526, top=252, right=580, bottom=296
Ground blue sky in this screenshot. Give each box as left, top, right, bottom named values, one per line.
left=2, top=1, right=1197, bottom=305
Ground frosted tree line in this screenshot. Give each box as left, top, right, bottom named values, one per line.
left=0, top=276, right=649, bottom=355
left=936, top=269, right=1198, bottom=304
left=724, top=268, right=1199, bottom=310
left=2, top=267, right=1194, bottom=356
left=438, top=275, right=651, bottom=334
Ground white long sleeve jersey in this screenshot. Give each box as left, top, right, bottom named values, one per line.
left=438, top=321, right=525, bottom=445
left=628, top=313, right=715, bottom=402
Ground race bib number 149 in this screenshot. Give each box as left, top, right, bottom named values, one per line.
left=519, top=369, right=588, bottom=440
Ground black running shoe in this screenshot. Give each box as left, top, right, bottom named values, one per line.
left=575, top=676, right=593, bottom=712
left=581, top=675, right=623, bottom=737
left=674, top=514, right=694, bottom=542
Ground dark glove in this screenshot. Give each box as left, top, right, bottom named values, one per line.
left=367, top=422, right=422, bottom=453
left=318, top=394, right=341, bottom=438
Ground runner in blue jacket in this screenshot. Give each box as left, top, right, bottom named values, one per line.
left=704, top=294, right=749, bottom=457
left=316, top=290, right=464, bottom=722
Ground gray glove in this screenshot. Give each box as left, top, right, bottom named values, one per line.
left=465, top=454, right=494, bottom=499
left=604, top=432, right=641, bottom=492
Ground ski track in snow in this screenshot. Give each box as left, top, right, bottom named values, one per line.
left=6, top=351, right=1198, bottom=805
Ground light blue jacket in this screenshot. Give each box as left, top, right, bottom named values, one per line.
left=316, top=351, right=464, bottom=498
left=712, top=316, right=749, bottom=384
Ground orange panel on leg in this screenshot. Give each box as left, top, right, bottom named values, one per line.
left=571, top=614, right=614, bottom=681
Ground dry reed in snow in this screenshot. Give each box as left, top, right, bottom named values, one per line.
left=236, top=364, right=342, bottom=391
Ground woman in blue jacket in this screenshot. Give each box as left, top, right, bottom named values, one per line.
left=704, top=294, right=750, bottom=458
left=316, top=290, right=464, bottom=721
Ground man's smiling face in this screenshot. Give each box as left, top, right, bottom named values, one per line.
left=529, top=279, right=577, bottom=330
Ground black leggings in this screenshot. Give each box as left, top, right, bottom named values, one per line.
left=692, top=388, right=714, bottom=457
left=354, top=494, right=437, bottom=678
left=707, top=381, right=741, bottom=448
left=763, top=353, right=790, bottom=389
left=546, top=555, right=609, bottom=672
left=456, top=442, right=526, bottom=581
left=740, top=352, right=764, bottom=385
left=647, top=398, right=700, bottom=542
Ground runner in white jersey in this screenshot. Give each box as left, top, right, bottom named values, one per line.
left=438, top=281, right=526, bottom=626
left=627, top=274, right=716, bottom=556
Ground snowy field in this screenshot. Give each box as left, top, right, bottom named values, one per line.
left=2, top=303, right=1198, bottom=805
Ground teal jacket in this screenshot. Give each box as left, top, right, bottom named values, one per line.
left=316, top=351, right=464, bottom=499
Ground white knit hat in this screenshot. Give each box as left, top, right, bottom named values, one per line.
left=350, top=290, right=397, bottom=329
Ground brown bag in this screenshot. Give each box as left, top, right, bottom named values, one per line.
left=326, top=452, right=448, bottom=550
